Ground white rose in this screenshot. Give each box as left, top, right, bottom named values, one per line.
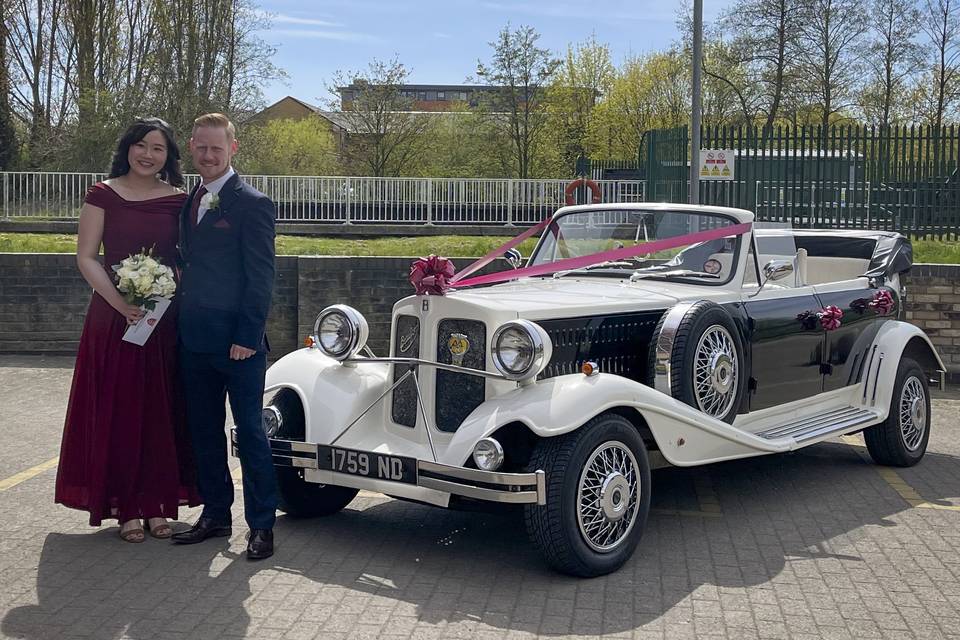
left=200, top=192, right=215, bottom=209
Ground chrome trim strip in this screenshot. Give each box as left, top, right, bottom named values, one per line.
left=417, top=476, right=541, bottom=504
left=937, top=370, right=946, bottom=392
left=654, top=302, right=697, bottom=396
left=871, top=354, right=884, bottom=406
left=535, top=469, right=546, bottom=505
left=343, top=356, right=507, bottom=380
left=271, top=440, right=320, bottom=455
left=418, top=460, right=541, bottom=486
left=862, top=345, right=877, bottom=402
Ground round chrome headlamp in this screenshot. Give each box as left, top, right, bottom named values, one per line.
left=472, top=438, right=504, bottom=471
left=313, top=304, right=369, bottom=361
left=262, top=405, right=282, bottom=437
left=491, top=319, right=552, bottom=381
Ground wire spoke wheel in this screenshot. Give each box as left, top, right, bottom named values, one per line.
left=692, top=324, right=739, bottom=418
left=576, top=441, right=641, bottom=553
left=898, top=376, right=927, bottom=452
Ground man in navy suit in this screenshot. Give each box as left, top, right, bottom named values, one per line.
left=172, top=113, right=278, bottom=560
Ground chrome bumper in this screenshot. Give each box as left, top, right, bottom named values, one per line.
left=231, top=431, right=547, bottom=505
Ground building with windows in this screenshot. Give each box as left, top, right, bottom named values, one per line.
left=338, top=84, right=518, bottom=111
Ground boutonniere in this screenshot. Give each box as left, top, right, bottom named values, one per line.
left=200, top=192, right=220, bottom=211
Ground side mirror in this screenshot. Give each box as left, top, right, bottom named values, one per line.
left=762, top=259, right=794, bottom=282
left=504, top=248, right=523, bottom=269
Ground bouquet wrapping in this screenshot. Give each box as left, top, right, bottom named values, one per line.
left=112, top=249, right=177, bottom=346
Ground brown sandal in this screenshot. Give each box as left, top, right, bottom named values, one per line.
left=119, top=522, right=145, bottom=543
left=145, top=519, right=173, bottom=539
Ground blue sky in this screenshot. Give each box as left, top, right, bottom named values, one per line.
left=255, top=0, right=734, bottom=107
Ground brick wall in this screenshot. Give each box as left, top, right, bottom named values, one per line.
left=2, top=254, right=958, bottom=379
left=903, top=265, right=960, bottom=376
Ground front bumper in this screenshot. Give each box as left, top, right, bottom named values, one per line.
left=231, top=431, right=547, bottom=505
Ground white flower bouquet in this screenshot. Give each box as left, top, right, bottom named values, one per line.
left=111, top=248, right=177, bottom=345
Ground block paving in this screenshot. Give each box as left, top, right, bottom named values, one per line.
left=0, top=355, right=958, bottom=639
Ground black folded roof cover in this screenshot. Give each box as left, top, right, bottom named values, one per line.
left=755, top=229, right=913, bottom=278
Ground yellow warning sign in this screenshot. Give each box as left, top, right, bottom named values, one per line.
left=698, top=149, right=735, bottom=181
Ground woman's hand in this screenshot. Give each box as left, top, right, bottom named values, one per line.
left=115, top=302, right=145, bottom=325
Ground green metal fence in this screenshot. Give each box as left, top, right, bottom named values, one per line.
left=640, top=124, right=960, bottom=239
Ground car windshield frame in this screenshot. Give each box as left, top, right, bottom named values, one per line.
left=526, top=208, right=747, bottom=287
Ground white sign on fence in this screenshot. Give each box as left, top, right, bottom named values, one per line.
left=699, top=149, right=735, bottom=181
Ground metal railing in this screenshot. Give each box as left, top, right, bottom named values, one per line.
left=0, top=172, right=647, bottom=225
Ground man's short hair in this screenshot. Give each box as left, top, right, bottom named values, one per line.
left=193, top=113, right=236, bottom=141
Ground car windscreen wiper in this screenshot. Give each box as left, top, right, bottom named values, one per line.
left=629, top=269, right=721, bottom=281
left=551, top=260, right=643, bottom=279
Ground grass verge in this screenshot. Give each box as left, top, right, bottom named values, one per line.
left=1, top=232, right=958, bottom=264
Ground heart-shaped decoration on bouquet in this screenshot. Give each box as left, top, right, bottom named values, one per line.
left=147, top=318, right=157, bottom=327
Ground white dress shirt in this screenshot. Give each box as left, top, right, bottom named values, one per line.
left=197, top=166, right=236, bottom=223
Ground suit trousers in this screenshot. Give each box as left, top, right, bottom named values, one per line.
left=179, top=349, right=278, bottom=529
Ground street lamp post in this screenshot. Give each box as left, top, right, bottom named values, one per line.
left=689, top=0, right=703, bottom=205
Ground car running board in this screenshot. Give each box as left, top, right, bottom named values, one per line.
left=756, top=406, right=883, bottom=443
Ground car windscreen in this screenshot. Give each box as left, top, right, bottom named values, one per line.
left=528, top=209, right=745, bottom=284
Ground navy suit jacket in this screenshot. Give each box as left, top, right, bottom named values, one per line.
left=177, top=173, right=276, bottom=354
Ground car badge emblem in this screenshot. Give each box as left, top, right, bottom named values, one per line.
left=448, top=333, right=470, bottom=367
left=422, top=299, right=429, bottom=312
left=399, top=329, right=417, bottom=354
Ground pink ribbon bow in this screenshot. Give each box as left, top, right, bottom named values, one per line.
left=409, top=255, right=456, bottom=295
left=869, top=289, right=895, bottom=316
left=818, top=305, right=844, bottom=331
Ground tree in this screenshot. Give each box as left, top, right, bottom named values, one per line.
left=236, top=118, right=339, bottom=176
left=717, top=0, right=804, bottom=130
left=859, top=0, right=922, bottom=128
left=918, top=0, right=960, bottom=132
left=476, top=24, right=561, bottom=178
left=795, top=0, right=868, bottom=130
left=0, top=0, right=17, bottom=169
left=328, top=57, right=433, bottom=177
left=587, top=51, right=689, bottom=161
left=544, top=35, right=614, bottom=175
left=420, top=112, right=512, bottom=178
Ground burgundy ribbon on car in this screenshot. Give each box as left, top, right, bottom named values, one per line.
left=869, top=289, right=895, bottom=315
left=450, top=222, right=754, bottom=289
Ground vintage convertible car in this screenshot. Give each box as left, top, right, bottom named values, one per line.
left=236, top=203, right=945, bottom=577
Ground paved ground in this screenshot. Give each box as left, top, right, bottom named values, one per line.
left=0, top=355, right=958, bottom=640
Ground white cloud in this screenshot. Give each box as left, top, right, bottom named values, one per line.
left=270, top=28, right=382, bottom=43
left=273, top=14, right=344, bottom=28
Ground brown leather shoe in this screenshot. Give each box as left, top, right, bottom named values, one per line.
left=246, top=529, right=273, bottom=560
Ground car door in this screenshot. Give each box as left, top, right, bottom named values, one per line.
left=813, top=279, right=886, bottom=393
left=742, top=284, right=826, bottom=410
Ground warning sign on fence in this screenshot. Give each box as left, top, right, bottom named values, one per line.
left=699, top=149, right=735, bottom=181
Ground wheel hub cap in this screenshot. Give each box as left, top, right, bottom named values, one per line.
left=910, top=397, right=925, bottom=427
left=599, top=473, right=630, bottom=521
left=709, top=353, right=734, bottom=394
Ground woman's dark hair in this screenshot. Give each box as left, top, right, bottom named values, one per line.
left=107, top=117, right=184, bottom=187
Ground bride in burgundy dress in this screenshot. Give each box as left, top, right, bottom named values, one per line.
left=55, top=118, right=200, bottom=542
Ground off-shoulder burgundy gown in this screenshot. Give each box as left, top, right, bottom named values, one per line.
left=55, top=183, right=200, bottom=525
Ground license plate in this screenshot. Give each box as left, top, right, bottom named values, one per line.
left=316, top=445, right=417, bottom=484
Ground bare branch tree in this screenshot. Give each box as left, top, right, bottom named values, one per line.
left=476, top=23, right=561, bottom=178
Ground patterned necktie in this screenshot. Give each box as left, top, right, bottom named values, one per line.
left=190, top=185, right=208, bottom=228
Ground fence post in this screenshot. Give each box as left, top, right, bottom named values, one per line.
left=506, top=179, right=514, bottom=226
left=344, top=177, right=352, bottom=224
left=2, top=173, right=8, bottom=220
left=425, top=178, right=433, bottom=225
